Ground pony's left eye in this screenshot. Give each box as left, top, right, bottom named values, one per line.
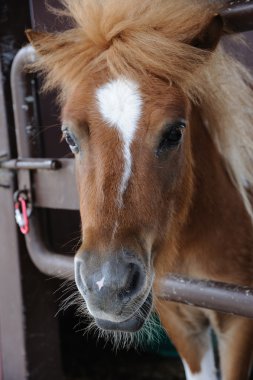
left=62, top=130, right=79, bottom=154
left=156, top=122, right=186, bottom=157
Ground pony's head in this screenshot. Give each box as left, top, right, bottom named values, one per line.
left=63, top=77, right=194, bottom=333
left=27, top=0, right=224, bottom=333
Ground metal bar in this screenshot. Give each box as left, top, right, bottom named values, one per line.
left=0, top=158, right=61, bottom=171
left=25, top=213, right=74, bottom=279
left=10, top=45, right=36, bottom=158
left=221, top=1, right=253, bottom=33
left=158, top=275, right=253, bottom=319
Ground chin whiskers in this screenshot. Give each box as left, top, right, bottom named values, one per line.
left=57, top=280, right=162, bottom=353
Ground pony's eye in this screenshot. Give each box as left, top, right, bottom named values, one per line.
left=62, top=130, right=79, bottom=154
left=156, top=122, right=185, bottom=157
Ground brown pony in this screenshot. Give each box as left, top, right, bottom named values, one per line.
left=27, top=0, right=253, bottom=379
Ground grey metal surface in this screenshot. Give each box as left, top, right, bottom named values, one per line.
left=0, top=158, right=61, bottom=171
left=25, top=215, right=74, bottom=279
left=0, top=63, right=27, bottom=379
left=0, top=72, right=10, bottom=161
left=158, top=275, right=253, bottom=319
left=10, top=45, right=36, bottom=158
left=0, top=185, right=28, bottom=380
left=0, top=340, right=2, bottom=380
left=32, top=158, right=78, bottom=210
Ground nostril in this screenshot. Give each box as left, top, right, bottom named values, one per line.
left=118, top=263, right=142, bottom=301
left=127, top=263, right=140, bottom=291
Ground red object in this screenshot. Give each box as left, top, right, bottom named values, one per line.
left=15, top=195, right=30, bottom=235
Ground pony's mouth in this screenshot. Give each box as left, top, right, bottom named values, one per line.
left=94, top=292, right=153, bottom=333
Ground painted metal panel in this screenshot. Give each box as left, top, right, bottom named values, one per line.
left=0, top=62, right=27, bottom=380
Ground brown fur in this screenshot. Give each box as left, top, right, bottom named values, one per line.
left=27, top=0, right=253, bottom=378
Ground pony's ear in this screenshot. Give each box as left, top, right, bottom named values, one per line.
left=25, top=29, right=58, bottom=55
left=190, top=15, right=223, bottom=51
left=26, top=29, right=48, bottom=44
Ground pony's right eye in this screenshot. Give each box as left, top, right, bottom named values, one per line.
left=62, top=130, right=79, bottom=154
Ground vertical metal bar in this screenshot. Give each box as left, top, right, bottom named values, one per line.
left=10, top=45, right=36, bottom=158
left=0, top=63, right=27, bottom=379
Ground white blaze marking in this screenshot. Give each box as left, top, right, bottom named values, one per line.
left=182, top=332, right=217, bottom=380
left=96, top=77, right=143, bottom=205
left=96, top=276, right=105, bottom=291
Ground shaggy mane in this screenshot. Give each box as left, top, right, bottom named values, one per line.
left=29, top=0, right=253, bottom=219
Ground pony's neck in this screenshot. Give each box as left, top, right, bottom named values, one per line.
left=178, top=106, right=252, bottom=282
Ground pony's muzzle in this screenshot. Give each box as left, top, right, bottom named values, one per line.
left=74, top=249, right=152, bottom=332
